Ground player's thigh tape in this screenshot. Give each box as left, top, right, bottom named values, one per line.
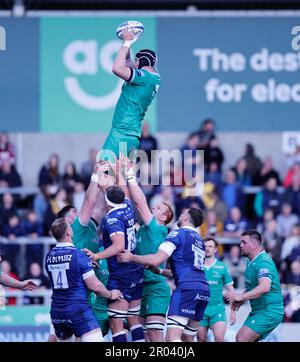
left=127, top=305, right=141, bottom=317
left=166, top=316, right=189, bottom=330
left=81, top=329, right=104, bottom=342
left=107, top=308, right=128, bottom=318
left=183, top=325, right=198, bottom=336
left=146, top=320, right=165, bottom=331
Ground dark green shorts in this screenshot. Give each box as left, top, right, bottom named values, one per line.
left=140, top=281, right=171, bottom=317
left=97, top=318, right=110, bottom=336
left=199, top=304, right=226, bottom=328
left=244, top=310, right=283, bottom=340
left=100, top=130, right=140, bottom=161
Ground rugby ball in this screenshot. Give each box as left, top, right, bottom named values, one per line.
left=116, top=20, right=144, bottom=40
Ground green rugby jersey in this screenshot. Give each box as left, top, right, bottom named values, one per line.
left=204, top=259, right=233, bottom=305
left=111, top=68, right=161, bottom=138
left=92, top=246, right=109, bottom=320
left=71, top=217, right=99, bottom=253
left=245, top=251, right=284, bottom=313
left=136, top=217, right=168, bottom=283
left=71, top=217, right=101, bottom=306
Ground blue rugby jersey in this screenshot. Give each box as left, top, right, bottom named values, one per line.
left=45, top=242, right=94, bottom=312
left=161, top=226, right=209, bottom=291
left=101, top=199, right=144, bottom=282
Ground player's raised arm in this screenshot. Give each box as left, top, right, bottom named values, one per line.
left=112, top=28, right=137, bottom=81
left=79, top=162, right=109, bottom=225
left=117, top=249, right=169, bottom=268
left=83, top=233, right=125, bottom=262
left=107, top=156, right=129, bottom=198
left=122, top=155, right=153, bottom=224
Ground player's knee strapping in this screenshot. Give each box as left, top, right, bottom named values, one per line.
left=146, top=320, right=165, bottom=332
left=127, top=305, right=141, bottom=317
left=183, top=325, right=198, bottom=337
left=107, top=308, right=128, bottom=319
left=166, top=316, right=189, bottom=330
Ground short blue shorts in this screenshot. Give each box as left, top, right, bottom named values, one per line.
left=107, top=277, right=144, bottom=304
left=168, top=288, right=210, bottom=321
left=51, top=307, right=99, bottom=340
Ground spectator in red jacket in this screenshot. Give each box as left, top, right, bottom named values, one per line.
left=284, top=162, right=300, bottom=188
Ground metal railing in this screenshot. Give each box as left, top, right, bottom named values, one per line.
left=0, top=186, right=39, bottom=195
left=0, top=237, right=56, bottom=278
left=0, top=185, right=286, bottom=196
left=0, top=235, right=240, bottom=278
left=3, top=290, right=52, bottom=306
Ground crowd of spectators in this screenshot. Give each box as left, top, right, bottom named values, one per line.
left=1, top=124, right=300, bottom=321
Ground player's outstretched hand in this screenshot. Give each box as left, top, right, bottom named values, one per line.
left=91, top=259, right=99, bottom=269
left=231, top=301, right=244, bottom=311
left=122, top=27, right=138, bottom=45
left=110, top=289, right=124, bottom=301
left=117, top=250, right=133, bottom=263
left=20, top=280, right=38, bottom=291
left=95, top=161, right=110, bottom=175
left=224, top=291, right=244, bottom=303
left=119, top=153, right=132, bottom=171
left=82, top=248, right=98, bottom=262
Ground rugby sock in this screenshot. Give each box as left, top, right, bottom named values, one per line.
left=112, top=331, right=127, bottom=342
left=130, top=324, right=145, bottom=342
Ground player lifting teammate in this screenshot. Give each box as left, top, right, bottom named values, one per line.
left=83, top=186, right=145, bottom=342
left=118, top=207, right=210, bottom=342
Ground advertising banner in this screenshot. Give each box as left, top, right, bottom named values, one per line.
left=1, top=15, right=299, bottom=132
left=40, top=16, right=157, bottom=132
left=0, top=306, right=50, bottom=342
left=157, top=16, right=300, bottom=131
left=0, top=18, right=39, bottom=131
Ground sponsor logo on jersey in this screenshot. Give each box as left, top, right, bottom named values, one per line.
left=181, top=309, right=195, bottom=315
left=208, top=280, right=219, bottom=285
left=195, top=294, right=210, bottom=302
left=107, top=217, right=119, bottom=224
left=258, top=268, right=270, bottom=278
